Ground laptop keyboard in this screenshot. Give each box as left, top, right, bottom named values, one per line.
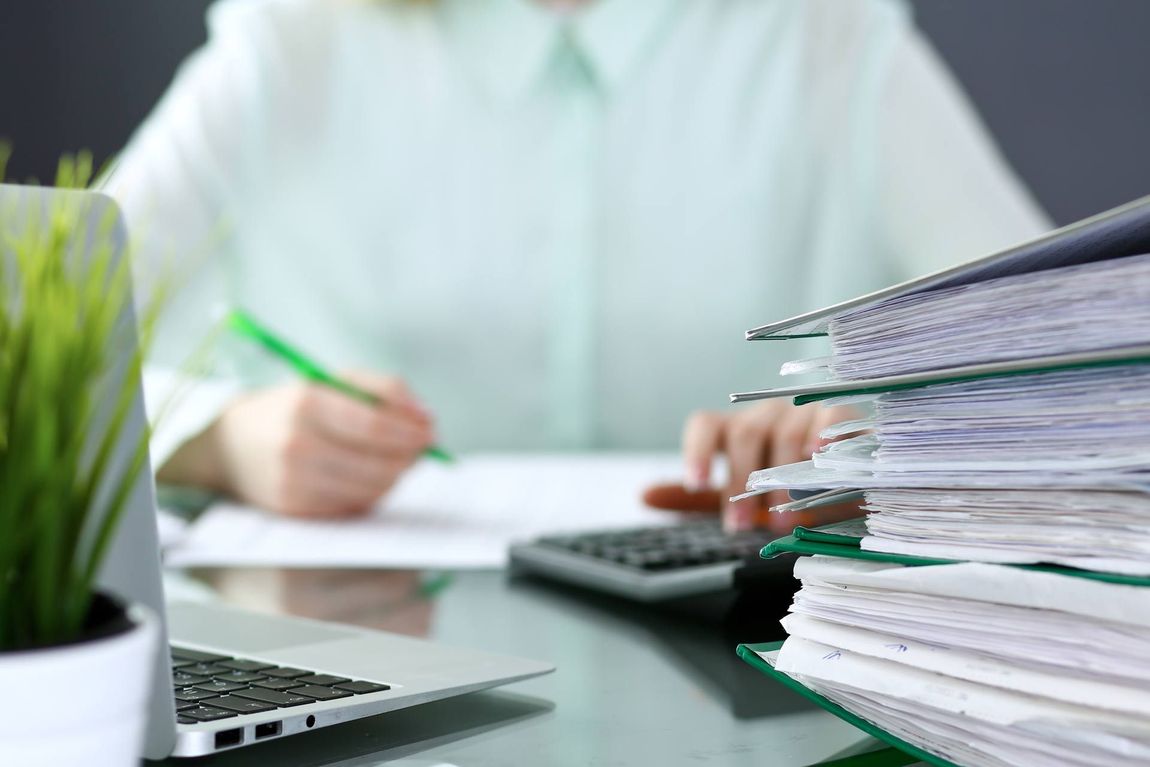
left=171, top=646, right=390, bottom=724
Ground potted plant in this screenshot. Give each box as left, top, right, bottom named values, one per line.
left=0, top=152, right=163, bottom=765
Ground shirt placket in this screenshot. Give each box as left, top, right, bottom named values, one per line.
left=545, top=29, right=600, bottom=449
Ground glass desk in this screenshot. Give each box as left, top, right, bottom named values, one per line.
left=156, top=567, right=883, bottom=766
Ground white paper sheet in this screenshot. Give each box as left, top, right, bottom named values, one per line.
left=164, top=452, right=692, bottom=569
left=742, top=456, right=1150, bottom=496
left=155, top=508, right=190, bottom=549
left=775, top=636, right=1150, bottom=731
left=781, top=613, right=1150, bottom=715
left=817, top=367, right=1150, bottom=467
left=744, top=366, right=1150, bottom=500
left=788, top=557, right=1150, bottom=684
left=793, top=556, right=1150, bottom=627
left=820, top=680, right=1150, bottom=767
left=860, top=536, right=1150, bottom=575
left=857, top=487, right=1150, bottom=574
left=825, top=252, right=1150, bottom=380
left=770, top=558, right=1150, bottom=764
left=773, top=637, right=1150, bottom=767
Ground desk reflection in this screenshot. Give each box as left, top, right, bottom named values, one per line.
left=194, top=568, right=437, bottom=638
left=170, top=568, right=882, bottom=766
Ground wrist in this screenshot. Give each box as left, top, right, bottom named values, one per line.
left=155, top=418, right=232, bottom=495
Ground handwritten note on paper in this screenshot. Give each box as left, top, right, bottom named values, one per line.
left=164, top=453, right=691, bottom=569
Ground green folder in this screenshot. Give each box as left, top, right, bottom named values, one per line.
left=742, top=194, right=1150, bottom=341
left=739, top=519, right=1150, bottom=766
left=816, top=749, right=923, bottom=767
left=736, top=641, right=957, bottom=767
left=760, top=518, right=1150, bottom=588
left=729, top=346, right=1150, bottom=406
left=733, top=194, right=1150, bottom=766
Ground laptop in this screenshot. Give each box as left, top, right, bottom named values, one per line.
left=2, top=184, right=553, bottom=759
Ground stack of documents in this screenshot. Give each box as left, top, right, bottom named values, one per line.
left=859, top=487, right=1150, bottom=574
left=759, top=557, right=1150, bottom=767
left=732, top=196, right=1150, bottom=766
left=751, top=363, right=1150, bottom=574
left=782, top=252, right=1150, bottom=381
left=733, top=204, right=1150, bottom=574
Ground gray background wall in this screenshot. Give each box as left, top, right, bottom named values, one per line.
left=2, top=0, right=1148, bottom=226
left=913, top=1, right=1150, bottom=225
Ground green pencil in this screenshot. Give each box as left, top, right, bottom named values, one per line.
left=227, top=309, right=453, bottom=463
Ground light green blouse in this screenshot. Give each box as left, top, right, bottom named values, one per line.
left=108, top=0, right=1049, bottom=459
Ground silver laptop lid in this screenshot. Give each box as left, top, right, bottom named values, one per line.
left=0, top=184, right=176, bottom=759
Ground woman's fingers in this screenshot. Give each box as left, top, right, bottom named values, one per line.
left=681, top=411, right=727, bottom=491
left=672, top=400, right=867, bottom=534
left=765, top=404, right=818, bottom=509
left=210, top=377, right=433, bottom=518
left=342, top=371, right=433, bottom=424
left=275, top=434, right=407, bottom=516
left=767, top=405, right=816, bottom=473
left=297, top=382, right=433, bottom=457
left=305, top=441, right=412, bottom=496
left=277, top=472, right=374, bottom=518
left=722, top=403, right=783, bottom=531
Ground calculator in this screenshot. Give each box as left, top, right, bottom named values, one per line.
left=508, top=520, right=788, bottom=602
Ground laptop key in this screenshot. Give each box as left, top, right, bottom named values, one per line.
left=253, top=678, right=305, bottom=691
left=177, top=715, right=197, bottom=725
left=175, top=701, right=198, bottom=711
left=192, top=679, right=249, bottom=694
left=172, top=672, right=210, bottom=687
left=233, top=687, right=314, bottom=707
left=218, top=659, right=276, bottom=672
left=171, top=648, right=232, bottom=663
left=335, top=681, right=391, bottom=694
left=175, top=688, right=219, bottom=703
left=183, top=663, right=230, bottom=677
left=291, top=685, right=354, bottom=701
left=261, top=667, right=311, bottom=679
left=182, top=705, right=238, bottom=722
left=212, top=670, right=267, bottom=684
left=296, top=674, right=350, bottom=686
left=210, top=696, right=277, bottom=714
left=170, top=658, right=194, bottom=669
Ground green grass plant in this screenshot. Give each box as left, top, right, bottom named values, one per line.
left=0, top=151, right=161, bottom=650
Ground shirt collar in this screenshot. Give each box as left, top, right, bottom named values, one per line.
left=438, top=0, right=680, bottom=101
left=574, top=0, right=680, bottom=94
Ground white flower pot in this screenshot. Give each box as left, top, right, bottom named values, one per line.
left=0, top=595, right=160, bottom=767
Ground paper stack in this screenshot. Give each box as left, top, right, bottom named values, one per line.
left=763, top=557, right=1150, bottom=767
left=738, top=232, right=1150, bottom=575
left=732, top=196, right=1150, bottom=767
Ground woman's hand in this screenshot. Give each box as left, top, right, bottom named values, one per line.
left=679, top=400, right=860, bottom=533
left=159, top=372, right=435, bottom=518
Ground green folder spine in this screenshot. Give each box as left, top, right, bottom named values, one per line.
left=791, top=352, right=1150, bottom=405
left=761, top=523, right=1150, bottom=588
left=741, top=519, right=1150, bottom=764
left=736, top=641, right=958, bottom=767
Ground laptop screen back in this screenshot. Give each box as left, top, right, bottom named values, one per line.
left=0, top=184, right=176, bottom=759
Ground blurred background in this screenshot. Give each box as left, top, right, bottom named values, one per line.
left=2, top=0, right=1148, bottom=226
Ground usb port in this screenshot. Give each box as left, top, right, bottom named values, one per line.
left=255, top=721, right=282, bottom=740
left=214, top=728, right=243, bottom=749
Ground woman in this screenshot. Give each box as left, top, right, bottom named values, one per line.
left=108, top=0, right=1048, bottom=530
